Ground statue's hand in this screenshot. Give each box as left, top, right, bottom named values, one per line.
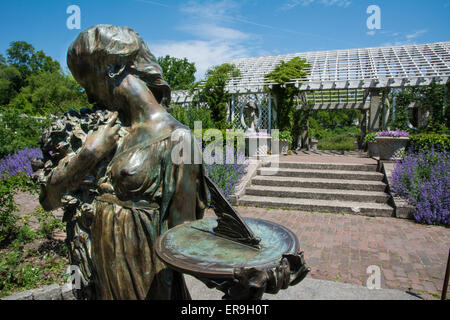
left=84, top=112, right=120, bottom=161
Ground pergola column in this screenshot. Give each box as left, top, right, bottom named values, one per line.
left=369, top=89, right=382, bottom=131
left=359, top=110, right=368, bottom=149
left=381, top=90, right=390, bottom=130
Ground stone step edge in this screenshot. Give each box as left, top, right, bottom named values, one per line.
left=258, top=167, right=384, bottom=176
left=246, top=185, right=390, bottom=197
left=238, top=195, right=394, bottom=216
left=252, top=176, right=387, bottom=186
left=265, top=162, right=378, bottom=170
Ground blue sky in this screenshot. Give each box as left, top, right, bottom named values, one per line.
left=0, top=0, right=449, bottom=79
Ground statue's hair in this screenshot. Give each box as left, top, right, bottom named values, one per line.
left=67, top=24, right=171, bottom=108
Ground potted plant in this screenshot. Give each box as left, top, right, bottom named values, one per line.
left=276, top=131, right=292, bottom=155
left=364, top=132, right=378, bottom=157
left=375, top=130, right=410, bottom=160
left=244, top=131, right=271, bottom=157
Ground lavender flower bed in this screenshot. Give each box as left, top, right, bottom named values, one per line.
left=390, top=146, right=449, bottom=226
left=0, top=148, right=43, bottom=177
left=0, top=146, right=248, bottom=203
left=205, top=149, right=248, bottom=201
left=376, top=130, right=410, bottom=138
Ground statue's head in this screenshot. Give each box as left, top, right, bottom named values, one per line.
left=67, top=24, right=170, bottom=109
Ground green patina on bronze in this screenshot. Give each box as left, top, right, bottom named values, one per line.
left=161, top=218, right=297, bottom=269
left=33, top=24, right=309, bottom=301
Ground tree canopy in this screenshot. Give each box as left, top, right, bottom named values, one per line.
left=0, top=41, right=90, bottom=115
left=157, top=55, right=196, bottom=90
left=191, top=63, right=241, bottom=130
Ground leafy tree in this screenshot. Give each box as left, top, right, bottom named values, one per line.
left=0, top=65, right=21, bottom=106
left=7, top=71, right=90, bottom=116
left=157, top=55, right=196, bottom=90
left=5, top=41, right=61, bottom=93
left=192, top=64, right=240, bottom=130
left=171, top=104, right=215, bottom=130
left=0, top=54, right=5, bottom=66
left=0, top=107, right=51, bottom=158
left=265, top=57, right=310, bottom=136
left=6, top=41, right=35, bottom=72
left=413, top=83, right=448, bottom=133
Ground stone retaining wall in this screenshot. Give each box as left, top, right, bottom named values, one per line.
left=1, top=283, right=76, bottom=300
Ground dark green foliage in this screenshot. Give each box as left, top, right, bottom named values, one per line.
left=157, top=55, right=196, bottom=90
left=391, top=89, right=413, bottom=131
left=414, top=83, right=448, bottom=132
left=0, top=108, right=51, bottom=158
left=363, top=132, right=377, bottom=143
left=315, top=126, right=359, bottom=151
left=265, top=57, right=309, bottom=85
left=0, top=65, right=21, bottom=106
left=171, top=104, right=215, bottom=130
left=7, top=71, right=90, bottom=116
left=265, top=58, right=310, bottom=143
left=410, top=133, right=450, bottom=151
left=388, top=84, right=448, bottom=133
left=272, top=130, right=293, bottom=144
left=0, top=41, right=90, bottom=116
left=6, top=41, right=60, bottom=75
left=192, top=64, right=240, bottom=130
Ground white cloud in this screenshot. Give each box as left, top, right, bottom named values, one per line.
left=149, top=40, right=250, bottom=80
left=381, top=29, right=428, bottom=46
left=179, top=24, right=250, bottom=41
left=406, top=29, right=428, bottom=40
left=280, top=0, right=351, bottom=10
left=150, top=0, right=256, bottom=80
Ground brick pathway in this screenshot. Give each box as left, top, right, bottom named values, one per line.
left=207, top=207, right=450, bottom=300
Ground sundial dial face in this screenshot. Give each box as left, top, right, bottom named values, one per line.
left=155, top=217, right=299, bottom=279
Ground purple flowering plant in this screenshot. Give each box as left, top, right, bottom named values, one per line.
left=376, top=130, right=410, bottom=138
left=0, top=148, right=43, bottom=178
left=205, top=146, right=248, bottom=202
left=390, top=145, right=449, bottom=226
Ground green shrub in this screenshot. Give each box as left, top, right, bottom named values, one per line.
left=32, top=206, right=64, bottom=239
left=0, top=107, right=50, bottom=158
left=171, top=104, right=215, bottom=130
left=364, top=132, right=377, bottom=143
left=318, top=133, right=357, bottom=151
left=0, top=173, right=35, bottom=246
left=409, top=133, right=450, bottom=151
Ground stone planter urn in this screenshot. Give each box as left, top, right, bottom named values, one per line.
left=279, top=140, right=289, bottom=155
left=376, top=136, right=409, bottom=160
left=245, top=135, right=271, bottom=157
left=310, top=139, right=318, bottom=151
left=367, top=141, right=379, bottom=158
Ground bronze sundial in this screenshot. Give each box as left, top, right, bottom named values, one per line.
left=156, top=176, right=310, bottom=300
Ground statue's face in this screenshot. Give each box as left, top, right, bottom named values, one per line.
left=82, top=67, right=118, bottom=109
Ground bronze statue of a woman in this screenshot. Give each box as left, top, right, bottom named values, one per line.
left=36, top=24, right=208, bottom=299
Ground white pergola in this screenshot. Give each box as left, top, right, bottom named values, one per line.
left=172, top=41, right=450, bottom=136
left=227, top=41, right=450, bottom=92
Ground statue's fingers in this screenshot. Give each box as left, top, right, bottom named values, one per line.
left=107, top=112, right=119, bottom=127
